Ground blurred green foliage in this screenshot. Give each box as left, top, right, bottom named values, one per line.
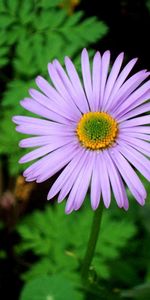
left=20, top=274, right=83, bottom=300
left=12, top=191, right=150, bottom=299
left=15, top=202, right=136, bottom=281
left=0, top=0, right=108, bottom=175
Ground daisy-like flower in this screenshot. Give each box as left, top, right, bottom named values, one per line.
left=13, top=49, right=150, bottom=213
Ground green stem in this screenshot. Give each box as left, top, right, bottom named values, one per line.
left=81, top=202, right=104, bottom=281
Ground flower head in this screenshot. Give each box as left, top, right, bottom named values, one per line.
left=13, top=49, right=150, bottom=213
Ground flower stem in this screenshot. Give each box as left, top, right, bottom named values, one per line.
left=81, top=202, right=104, bottom=281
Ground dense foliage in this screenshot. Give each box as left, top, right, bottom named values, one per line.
left=0, top=0, right=107, bottom=175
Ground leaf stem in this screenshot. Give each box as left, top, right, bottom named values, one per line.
left=81, top=202, right=104, bottom=281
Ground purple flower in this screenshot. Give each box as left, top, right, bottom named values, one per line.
left=13, top=49, right=150, bottom=213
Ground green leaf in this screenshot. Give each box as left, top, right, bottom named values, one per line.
left=20, top=274, right=83, bottom=300
left=7, top=0, right=19, bottom=15
left=0, top=0, right=108, bottom=176
left=38, top=0, right=62, bottom=9
left=0, top=57, right=8, bottom=67
left=0, top=0, right=6, bottom=12
left=18, top=0, right=33, bottom=24
left=0, top=14, right=14, bottom=27
left=15, top=202, right=136, bottom=281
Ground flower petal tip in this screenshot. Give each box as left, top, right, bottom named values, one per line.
left=19, top=157, right=24, bottom=164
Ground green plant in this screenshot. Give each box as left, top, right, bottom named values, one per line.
left=0, top=0, right=108, bottom=175
left=15, top=200, right=136, bottom=281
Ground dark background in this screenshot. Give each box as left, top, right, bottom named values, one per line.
left=81, top=0, right=150, bottom=68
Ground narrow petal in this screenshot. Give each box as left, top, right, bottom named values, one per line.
left=19, top=135, right=72, bottom=148
left=107, top=58, right=138, bottom=111
left=109, top=148, right=146, bottom=205
left=64, top=158, right=88, bottom=214
left=36, top=143, right=79, bottom=183
left=117, top=102, right=150, bottom=122
left=116, top=142, right=150, bottom=181
left=20, top=98, right=70, bottom=124
left=103, top=151, right=125, bottom=208
left=120, top=126, right=150, bottom=135
left=29, top=88, right=75, bottom=124
left=119, top=116, right=150, bottom=128
left=103, top=52, right=124, bottom=110
left=65, top=151, right=94, bottom=213
left=48, top=63, right=81, bottom=118
left=53, top=59, right=88, bottom=113
left=81, top=49, right=94, bottom=111
left=47, top=148, right=85, bottom=200
left=119, top=130, right=150, bottom=141
left=24, top=144, right=77, bottom=179
left=23, top=142, right=78, bottom=180
left=100, top=50, right=111, bottom=109
left=58, top=150, right=89, bottom=207
left=19, top=137, right=73, bottom=163
left=111, top=71, right=149, bottom=113
left=90, top=154, right=101, bottom=210
left=114, top=80, right=150, bottom=116
left=92, top=51, right=101, bottom=111
left=35, top=76, right=80, bottom=122
left=65, top=56, right=89, bottom=111
left=16, top=122, right=75, bottom=136
left=98, top=152, right=111, bottom=208
left=73, top=151, right=95, bottom=211
left=13, top=116, right=60, bottom=127
left=118, top=134, right=150, bottom=157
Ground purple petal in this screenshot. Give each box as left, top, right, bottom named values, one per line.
left=16, top=122, right=75, bottom=136
left=19, top=137, right=73, bottom=163
left=53, top=59, right=88, bottom=113
left=103, top=151, right=125, bottom=208
left=13, top=115, right=60, bottom=126
left=116, top=141, right=150, bottom=181
left=20, top=98, right=70, bottom=124
left=98, top=151, right=111, bottom=208
left=35, top=143, right=79, bottom=183
left=35, top=76, right=80, bottom=122
left=109, top=148, right=146, bottom=205
left=117, top=102, right=150, bottom=122
left=48, top=63, right=81, bottom=118
left=100, top=50, right=111, bottom=109
left=24, top=142, right=79, bottom=182
left=29, top=88, right=75, bottom=124
left=65, top=151, right=94, bottom=213
left=90, top=154, right=101, bottom=210
left=120, top=126, right=150, bottom=135
left=58, top=150, right=89, bottom=206
left=92, top=51, right=101, bottom=111
left=65, top=56, right=89, bottom=111
left=19, top=135, right=72, bottom=148
left=72, top=152, right=95, bottom=211
left=114, top=80, right=150, bottom=117
left=103, top=52, right=124, bottom=110
left=111, top=71, right=149, bottom=114
left=107, top=57, right=138, bottom=112
left=119, top=116, right=150, bottom=128
left=81, top=49, right=94, bottom=111
left=119, top=130, right=150, bottom=141
left=47, top=147, right=86, bottom=200
left=118, top=134, right=150, bottom=157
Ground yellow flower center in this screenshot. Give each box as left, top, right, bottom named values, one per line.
left=76, top=112, right=118, bottom=150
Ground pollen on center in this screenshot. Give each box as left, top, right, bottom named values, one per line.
left=76, top=111, right=118, bottom=150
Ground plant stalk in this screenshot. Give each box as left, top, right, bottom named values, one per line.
left=81, top=202, right=104, bottom=280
